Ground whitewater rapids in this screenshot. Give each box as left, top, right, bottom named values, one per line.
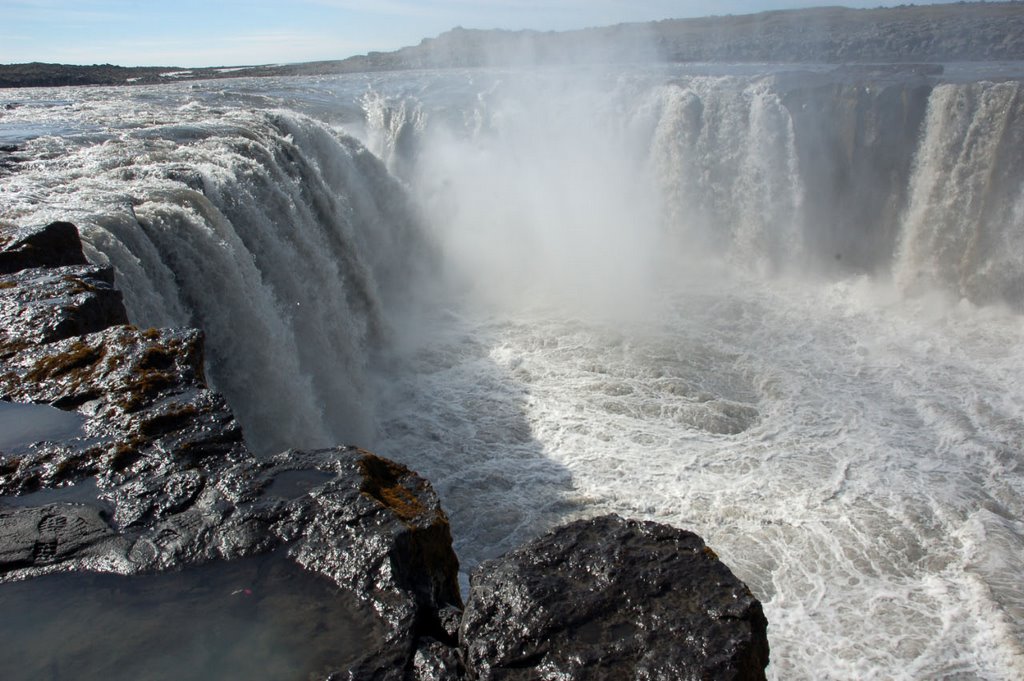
left=2, top=65, right=1023, bottom=679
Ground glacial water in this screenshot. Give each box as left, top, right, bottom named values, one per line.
left=2, top=64, right=1023, bottom=679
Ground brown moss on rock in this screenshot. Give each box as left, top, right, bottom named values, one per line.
left=25, top=340, right=105, bottom=383
left=0, top=456, right=21, bottom=477
left=59, top=273, right=103, bottom=295
left=108, top=441, right=145, bottom=473
left=356, top=451, right=427, bottom=523
left=137, top=405, right=201, bottom=438
left=52, top=453, right=98, bottom=483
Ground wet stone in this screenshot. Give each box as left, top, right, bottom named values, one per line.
left=460, top=514, right=770, bottom=681
left=262, top=468, right=336, bottom=500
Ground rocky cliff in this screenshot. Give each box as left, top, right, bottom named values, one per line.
left=0, top=221, right=769, bottom=680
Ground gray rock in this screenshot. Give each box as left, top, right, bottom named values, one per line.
left=0, top=221, right=87, bottom=274
left=0, top=324, right=245, bottom=497
left=460, top=514, right=769, bottom=681
left=0, top=264, right=129, bottom=354
left=0, top=502, right=127, bottom=572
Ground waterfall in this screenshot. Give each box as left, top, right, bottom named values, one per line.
left=4, top=66, right=1024, bottom=681
left=360, top=89, right=427, bottom=178
left=74, top=109, right=431, bottom=454
left=647, top=77, right=805, bottom=273
left=360, top=73, right=808, bottom=292
left=895, top=80, right=1024, bottom=307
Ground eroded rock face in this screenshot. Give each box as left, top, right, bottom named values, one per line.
left=460, top=514, right=770, bottom=681
left=0, top=264, right=129, bottom=352
left=0, top=221, right=87, bottom=274
left=0, top=221, right=464, bottom=680
left=0, top=324, right=244, bottom=499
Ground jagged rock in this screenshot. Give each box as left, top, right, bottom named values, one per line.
left=283, top=449, right=463, bottom=673
left=0, top=324, right=206, bottom=411
left=411, top=639, right=464, bottom=681
left=0, top=221, right=87, bottom=274
left=460, top=514, right=770, bottom=681
left=0, top=264, right=129, bottom=355
left=0, top=324, right=245, bottom=497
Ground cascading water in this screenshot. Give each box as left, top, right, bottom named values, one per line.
left=2, top=66, right=1024, bottom=679
left=896, top=80, right=1024, bottom=306
left=645, top=77, right=806, bottom=273
left=1, top=101, right=430, bottom=454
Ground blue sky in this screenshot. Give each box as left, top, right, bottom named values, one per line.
left=2, top=1, right=987, bottom=67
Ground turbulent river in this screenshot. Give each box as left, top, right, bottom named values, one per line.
left=2, top=63, right=1023, bottom=679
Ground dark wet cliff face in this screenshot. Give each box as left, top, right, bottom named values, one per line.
left=781, top=77, right=934, bottom=273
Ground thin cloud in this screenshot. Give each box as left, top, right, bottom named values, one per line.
left=36, top=30, right=371, bottom=67
left=303, top=0, right=441, bottom=17
left=4, top=0, right=123, bottom=22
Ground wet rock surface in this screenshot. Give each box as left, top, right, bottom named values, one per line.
left=0, top=222, right=463, bottom=679
left=0, top=264, right=129, bottom=351
left=1, top=221, right=769, bottom=680
left=460, top=515, right=770, bottom=681
left=0, top=221, right=88, bottom=274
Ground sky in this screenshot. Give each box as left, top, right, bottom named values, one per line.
left=1, top=0, right=993, bottom=68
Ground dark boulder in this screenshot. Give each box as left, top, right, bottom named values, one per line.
left=460, top=514, right=770, bottom=681
left=0, top=221, right=87, bottom=274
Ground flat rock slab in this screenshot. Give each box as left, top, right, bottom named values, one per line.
left=460, top=514, right=770, bottom=681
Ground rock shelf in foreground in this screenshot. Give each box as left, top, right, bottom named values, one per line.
left=0, top=221, right=769, bottom=680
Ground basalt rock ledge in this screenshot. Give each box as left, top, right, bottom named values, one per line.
left=0, top=221, right=768, bottom=680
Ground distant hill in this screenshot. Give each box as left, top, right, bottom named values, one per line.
left=0, top=62, right=176, bottom=88
left=385, top=3, right=1024, bottom=68
left=2, top=2, right=1023, bottom=88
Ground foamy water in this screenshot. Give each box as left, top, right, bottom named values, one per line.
left=2, top=66, right=1023, bottom=678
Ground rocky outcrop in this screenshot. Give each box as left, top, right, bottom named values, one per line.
left=1, top=221, right=769, bottom=680
left=0, top=221, right=463, bottom=679
left=0, top=264, right=129, bottom=351
left=460, top=514, right=769, bottom=681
